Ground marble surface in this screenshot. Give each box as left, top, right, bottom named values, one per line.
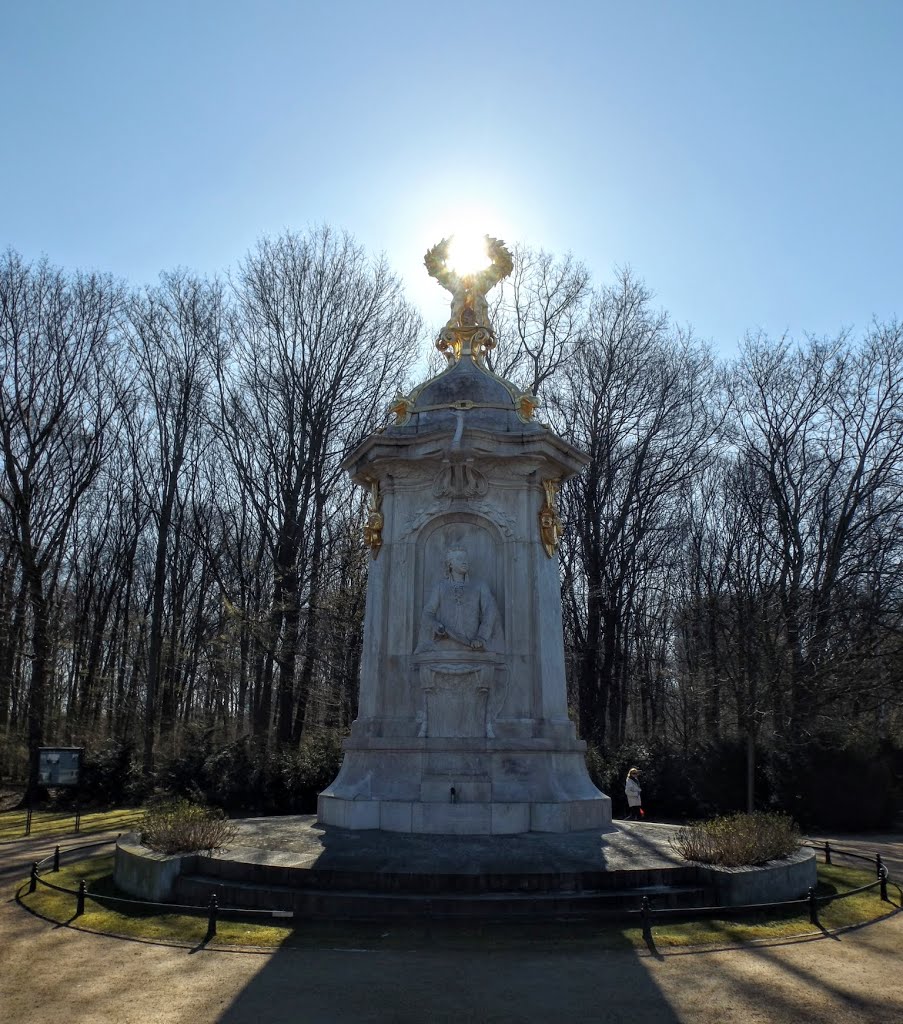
left=319, top=351, right=612, bottom=833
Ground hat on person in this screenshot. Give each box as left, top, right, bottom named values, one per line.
left=627, top=767, right=640, bottom=777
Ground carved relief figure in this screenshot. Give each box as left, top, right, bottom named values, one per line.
left=417, top=546, right=501, bottom=652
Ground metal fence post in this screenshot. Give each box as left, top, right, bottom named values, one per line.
left=29, top=862, right=38, bottom=894
left=808, top=886, right=819, bottom=926
left=74, top=805, right=81, bottom=834
left=876, top=853, right=883, bottom=881
left=76, top=879, right=87, bottom=917
left=205, top=893, right=218, bottom=941
left=879, top=866, right=889, bottom=903
left=25, top=806, right=32, bottom=837
left=823, top=841, right=831, bottom=865
left=640, top=896, right=654, bottom=944
left=53, top=846, right=60, bottom=872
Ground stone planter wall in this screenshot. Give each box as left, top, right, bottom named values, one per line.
left=696, top=846, right=818, bottom=906
left=114, top=832, right=197, bottom=902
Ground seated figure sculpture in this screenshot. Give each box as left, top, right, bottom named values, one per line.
left=417, top=546, right=500, bottom=653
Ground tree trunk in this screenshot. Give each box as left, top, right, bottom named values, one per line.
left=23, top=558, right=50, bottom=805
left=143, top=518, right=170, bottom=777
left=746, top=729, right=755, bottom=813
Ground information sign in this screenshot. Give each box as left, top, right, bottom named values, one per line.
left=38, top=747, right=83, bottom=787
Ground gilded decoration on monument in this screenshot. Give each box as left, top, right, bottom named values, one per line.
left=424, top=235, right=513, bottom=331
left=516, top=391, right=539, bottom=422
left=435, top=325, right=496, bottom=367
left=374, top=234, right=541, bottom=428
left=362, top=479, right=383, bottom=558
left=539, top=478, right=564, bottom=557
left=389, top=391, right=413, bottom=425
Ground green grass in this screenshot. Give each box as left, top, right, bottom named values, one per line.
left=0, top=807, right=144, bottom=841
left=16, top=855, right=900, bottom=952
left=621, top=862, right=894, bottom=948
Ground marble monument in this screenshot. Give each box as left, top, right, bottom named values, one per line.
left=317, top=235, right=611, bottom=833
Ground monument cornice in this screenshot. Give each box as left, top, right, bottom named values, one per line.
left=342, top=426, right=589, bottom=484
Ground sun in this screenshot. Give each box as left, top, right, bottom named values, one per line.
left=446, top=232, right=492, bottom=277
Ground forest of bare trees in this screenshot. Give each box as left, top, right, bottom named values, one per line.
left=2, top=230, right=901, bottom=822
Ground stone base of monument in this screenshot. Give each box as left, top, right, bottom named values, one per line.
left=114, top=818, right=817, bottom=922
left=317, top=736, right=612, bottom=835
left=318, top=714, right=613, bottom=835
left=317, top=797, right=606, bottom=834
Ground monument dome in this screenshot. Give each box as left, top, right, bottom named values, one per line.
left=389, top=345, right=544, bottom=436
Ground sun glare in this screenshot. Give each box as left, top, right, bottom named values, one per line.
left=446, top=233, right=491, bottom=276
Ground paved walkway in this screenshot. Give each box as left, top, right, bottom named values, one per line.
left=2, top=827, right=901, bottom=1024
left=806, top=832, right=903, bottom=880
left=181, top=815, right=688, bottom=875
left=0, top=829, right=123, bottom=886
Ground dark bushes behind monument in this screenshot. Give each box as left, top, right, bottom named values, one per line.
left=588, top=736, right=901, bottom=829
left=56, top=730, right=899, bottom=829
left=64, top=742, right=148, bottom=807
left=162, top=731, right=344, bottom=814
left=764, top=737, right=901, bottom=831
left=69, top=731, right=344, bottom=815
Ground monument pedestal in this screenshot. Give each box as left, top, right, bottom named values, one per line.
left=316, top=376, right=613, bottom=834
left=320, top=732, right=607, bottom=834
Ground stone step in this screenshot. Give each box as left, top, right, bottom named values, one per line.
left=192, top=852, right=700, bottom=894
left=175, top=873, right=714, bottom=920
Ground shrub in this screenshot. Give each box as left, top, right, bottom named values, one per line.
left=140, top=798, right=238, bottom=854
left=670, top=811, right=801, bottom=867
left=75, top=742, right=148, bottom=806
left=156, top=730, right=346, bottom=814
left=764, top=737, right=900, bottom=830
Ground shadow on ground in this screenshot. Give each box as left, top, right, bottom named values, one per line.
left=211, top=929, right=681, bottom=1024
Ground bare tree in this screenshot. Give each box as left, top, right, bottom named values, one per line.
left=558, top=269, right=720, bottom=747
left=727, top=325, right=903, bottom=740
left=0, top=251, right=124, bottom=799
left=213, top=227, right=423, bottom=746
left=676, top=455, right=787, bottom=808
left=124, top=270, right=222, bottom=775
left=0, top=515, right=26, bottom=763
left=488, top=243, right=591, bottom=401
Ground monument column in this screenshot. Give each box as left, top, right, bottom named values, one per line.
left=318, top=235, right=611, bottom=833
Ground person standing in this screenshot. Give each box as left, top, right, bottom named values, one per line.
left=624, top=767, right=642, bottom=820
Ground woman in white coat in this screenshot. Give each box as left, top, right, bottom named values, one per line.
left=624, top=767, right=642, bottom=820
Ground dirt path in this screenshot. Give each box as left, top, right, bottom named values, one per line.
left=1, top=832, right=901, bottom=1024
left=0, top=830, right=122, bottom=886
left=805, top=832, right=903, bottom=880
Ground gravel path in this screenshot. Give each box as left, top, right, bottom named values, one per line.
left=2, top=828, right=901, bottom=1024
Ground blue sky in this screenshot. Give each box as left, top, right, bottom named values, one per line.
left=2, top=0, right=901, bottom=356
